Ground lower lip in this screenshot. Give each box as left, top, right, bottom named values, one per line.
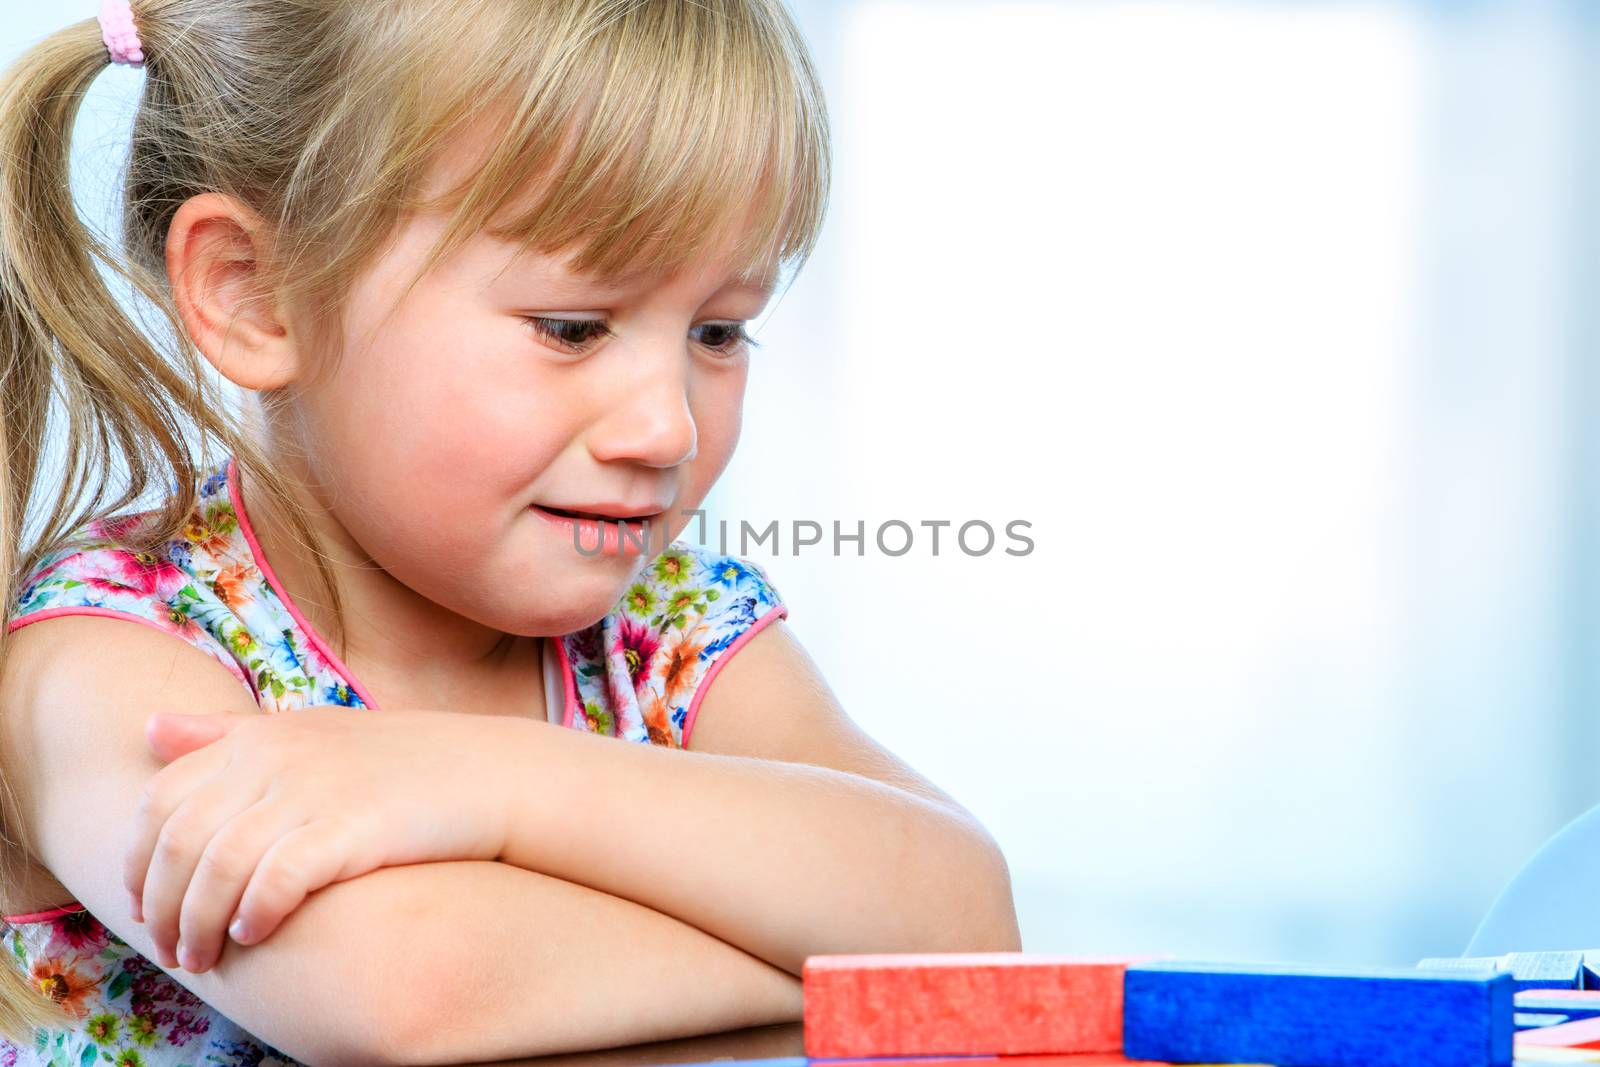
left=529, top=505, right=660, bottom=557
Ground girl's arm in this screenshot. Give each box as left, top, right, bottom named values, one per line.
left=0, top=617, right=797, bottom=1066
left=284, top=860, right=803, bottom=1066
left=121, top=619, right=1015, bottom=981
left=481, top=619, right=1022, bottom=977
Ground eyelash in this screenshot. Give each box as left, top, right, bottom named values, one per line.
left=524, top=317, right=762, bottom=357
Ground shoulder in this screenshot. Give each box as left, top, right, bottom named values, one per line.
left=0, top=612, right=263, bottom=872
left=559, top=541, right=787, bottom=748
left=0, top=614, right=404, bottom=1065
left=8, top=510, right=253, bottom=697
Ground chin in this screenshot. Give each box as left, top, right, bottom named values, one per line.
left=495, top=561, right=646, bottom=636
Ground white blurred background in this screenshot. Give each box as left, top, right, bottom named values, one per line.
left=5, top=0, right=1598, bottom=966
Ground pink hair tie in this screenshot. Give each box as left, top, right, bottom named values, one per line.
left=98, top=0, right=144, bottom=67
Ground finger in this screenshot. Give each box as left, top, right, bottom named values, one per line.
left=177, top=799, right=307, bottom=974
left=140, top=771, right=266, bottom=970
left=231, top=817, right=384, bottom=950
left=123, top=744, right=231, bottom=920
left=146, top=712, right=253, bottom=763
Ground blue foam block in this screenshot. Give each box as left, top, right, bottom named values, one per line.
left=1123, top=962, right=1514, bottom=1067
left=1502, top=951, right=1583, bottom=991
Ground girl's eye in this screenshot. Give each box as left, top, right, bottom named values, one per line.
left=525, top=317, right=616, bottom=353
left=524, top=317, right=761, bottom=357
left=691, top=321, right=761, bottom=357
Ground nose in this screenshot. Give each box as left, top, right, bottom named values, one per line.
left=585, top=353, right=699, bottom=469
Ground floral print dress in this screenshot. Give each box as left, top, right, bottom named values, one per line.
left=0, top=454, right=787, bottom=1066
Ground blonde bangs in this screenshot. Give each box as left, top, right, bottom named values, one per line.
left=404, top=0, right=831, bottom=290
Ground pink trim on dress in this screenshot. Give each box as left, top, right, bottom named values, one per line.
left=680, top=603, right=788, bottom=750
left=3, top=903, right=84, bottom=925
left=226, top=456, right=383, bottom=711
left=6, top=607, right=255, bottom=697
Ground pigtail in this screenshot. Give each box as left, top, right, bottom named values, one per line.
left=0, top=15, right=214, bottom=1042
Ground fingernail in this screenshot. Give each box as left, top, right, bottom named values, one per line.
left=229, top=916, right=250, bottom=944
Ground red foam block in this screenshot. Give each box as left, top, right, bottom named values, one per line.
left=1515, top=1015, right=1600, bottom=1049
left=802, top=953, right=1147, bottom=1058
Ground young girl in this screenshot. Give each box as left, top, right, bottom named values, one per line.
left=0, top=0, right=1019, bottom=1064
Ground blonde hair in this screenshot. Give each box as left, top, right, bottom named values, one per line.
left=0, top=0, right=829, bottom=1040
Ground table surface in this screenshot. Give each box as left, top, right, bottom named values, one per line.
left=481, top=1020, right=805, bottom=1067
left=471, top=1020, right=1569, bottom=1067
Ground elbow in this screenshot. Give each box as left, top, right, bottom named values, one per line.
left=907, top=810, right=1024, bottom=954
left=966, top=833, right=1024, bottom=952
left=936, top=811, right=1022, bottom=952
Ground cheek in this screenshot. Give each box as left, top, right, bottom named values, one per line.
left=318, top=322, right=575, bottom=510
left=693, top=370, right=746, bottom=479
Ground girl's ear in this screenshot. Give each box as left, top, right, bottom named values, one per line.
left=165, top=192, right=303, bottom=392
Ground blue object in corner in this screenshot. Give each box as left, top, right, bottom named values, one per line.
left=1466, top=802, right=1600, bottom=957
left=1122, top=962, right=1514, bottom=1067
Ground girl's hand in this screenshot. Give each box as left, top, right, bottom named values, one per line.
left=125, top=706, right=520, bottom=974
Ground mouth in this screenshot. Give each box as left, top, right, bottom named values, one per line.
left=531, top=503, right=663, bottom=523
left=540, top=505, right=613, bottom=522
left=529, top=502, right=667, bottom=557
